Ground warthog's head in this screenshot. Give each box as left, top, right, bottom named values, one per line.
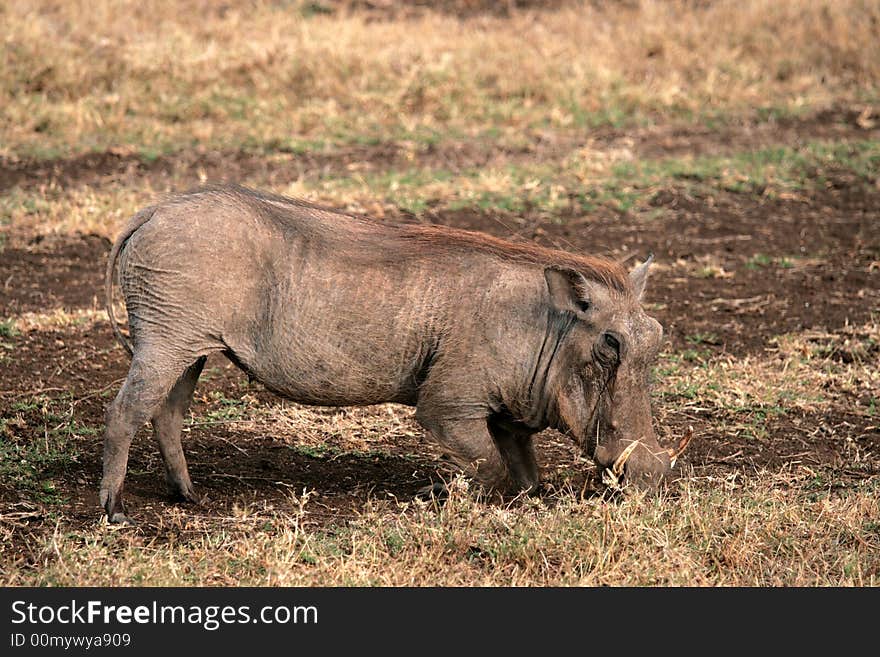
left=544, top=255, right=690, bottom=491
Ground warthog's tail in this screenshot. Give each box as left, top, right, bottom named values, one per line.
left=105, top=206, right=157, bottom=357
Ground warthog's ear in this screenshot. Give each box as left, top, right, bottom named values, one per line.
left=544, top=267, right=591, bottom=314
left=629, top=253, right=654, bottom=300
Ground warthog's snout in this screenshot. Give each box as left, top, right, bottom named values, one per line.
left=594, top=432, right=691, bottom=492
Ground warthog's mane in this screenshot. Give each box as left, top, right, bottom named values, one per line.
left=391, top=223, right=631, bottom=294
left=177, top=184, right=632, bottom=294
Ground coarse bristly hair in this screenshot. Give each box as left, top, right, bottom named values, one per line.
left=176, top=184, right=632, bottom=294
left=391, top=222, right=631, bottom=294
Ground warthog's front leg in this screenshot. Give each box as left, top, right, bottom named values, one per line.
left=415, top=415, right=514, bottom=498
left=487, top=420, right=540, bottom=494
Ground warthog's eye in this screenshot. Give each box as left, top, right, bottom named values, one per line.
left=604, top=332, right=620, bottom=354
left=595, top=332, right=621, bottom=367
left=576, top=299, right=591, bottom=313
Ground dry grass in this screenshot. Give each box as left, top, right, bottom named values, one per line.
left=6, top=308, right=109, bottom=332
left=2, top=0, right=878, bottom=159
left=3, top=472, right=877, bottom=586
left=0, top=185, right=148, bottom=239
left=657, top=319, right=880, bottom=427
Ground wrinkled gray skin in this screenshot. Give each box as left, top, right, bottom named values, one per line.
left=100, top=185, right=669, bottom=523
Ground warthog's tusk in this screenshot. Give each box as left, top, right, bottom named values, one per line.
left=612, top=440, right=640, bottom=476
left=666, top=426, right=694, bottom=468
left=601, top=440, right=641, bottom=490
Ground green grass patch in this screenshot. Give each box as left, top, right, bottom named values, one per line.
left=202, top=391, right=252, bottom=422
left=605, top=139, right=880, bottom=197
left=685, top=332, right=721, bottom=346
left=0, top=396, right=86, bottom=504
left=0, top=319, right=19, bottom=339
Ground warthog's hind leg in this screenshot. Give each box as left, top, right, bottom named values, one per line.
left=151, top=356, right=206, bottom=504
left=100, top=352, right=199, bottom=524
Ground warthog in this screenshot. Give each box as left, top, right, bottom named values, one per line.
left=100, top=184, right=689, bottom=522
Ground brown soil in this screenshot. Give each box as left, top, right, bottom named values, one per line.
left=1, top=121, right=878, bottom=550
left=0, top=233, right=110, bottom=316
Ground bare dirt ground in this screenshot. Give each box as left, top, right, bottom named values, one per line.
left=1, top=117, right=878, bottom=568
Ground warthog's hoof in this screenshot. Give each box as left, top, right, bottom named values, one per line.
left=525, top=482, right=547, bottom=497
left=100, top=487, right=133, bottom=525
left=415, top=482, right=448, bottom=503
left=168, top=486, right=203, bottom=506
left=106, top=511, right=135, bottom=526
